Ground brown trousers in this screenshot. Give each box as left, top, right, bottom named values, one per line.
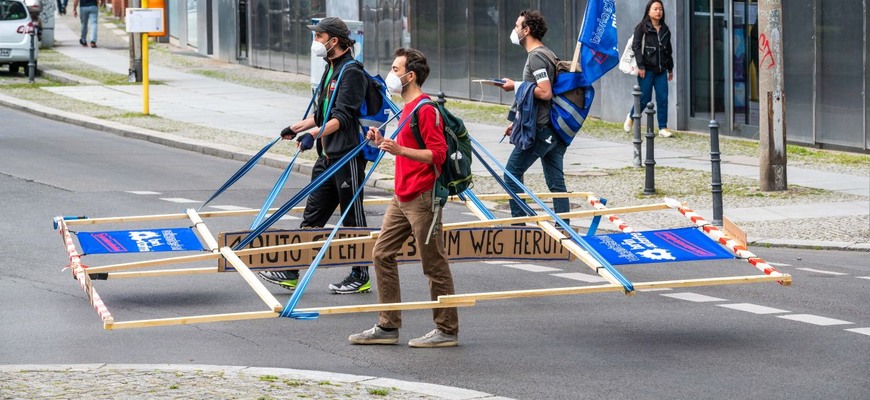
left=373, top=191, right=458, bottom=335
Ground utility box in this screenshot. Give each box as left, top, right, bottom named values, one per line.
left=310, top=19, right=364, bottom=91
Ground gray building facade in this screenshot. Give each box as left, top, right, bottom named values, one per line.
left=165, top=0, right=869, bottom=152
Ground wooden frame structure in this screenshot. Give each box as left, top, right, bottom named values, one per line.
left=54, top=192, right=791, bottom=330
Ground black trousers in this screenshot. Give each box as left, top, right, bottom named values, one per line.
left=301, top=155, right=368, bottom=230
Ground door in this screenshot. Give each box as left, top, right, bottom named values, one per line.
left=687, top=0, right=727, bottom=130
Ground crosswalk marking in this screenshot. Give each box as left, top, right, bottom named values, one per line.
left=126, top=191, right=161, bottom=195
left=550, top=272, right=608, bottom=283
left=844, top=328, right=870, bottom=336
left=660, top=292, right=727, bottom=303
left=856, top=276, right=870, bottom=280
left=777, top=314, right=853, bottom=326
left=636, top=288, right=673, bottom=292
left=766, top=262, right=792, bottom=267
left=502, top=264, right=562, bottom=273
left=796, top=268, right=848, bottom=276
left=483, top=261, right=518, bottom=265
left=717, top=303, right=790, bottom=314
left=159, top=197, right=200, bottom=203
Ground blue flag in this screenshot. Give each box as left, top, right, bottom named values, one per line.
left=578, top=0, right=619, bottom=84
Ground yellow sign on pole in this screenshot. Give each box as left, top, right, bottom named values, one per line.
left=124, top=3, right=163, bottom=115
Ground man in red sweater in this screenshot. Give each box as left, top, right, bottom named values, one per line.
left=348, top=48, right=459, bottom=348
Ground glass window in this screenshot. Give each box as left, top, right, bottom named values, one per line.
left=167, top=0, right=179, bottom=38
left=689, top=0, right=725, bottom=120
left=187, top=0, right=198, bottom=48
left=731, top=0, right=758, bottom=127
left=817, top=0, right=865, bottom=148
left=362, top=0, right=378, bottom=73
left=470, top=0, right=502, bottom=103
left=413, top=1, right=439, bottom=93
left=782, top=0, right=814, bottom=144
left=502, top=0, right=533, bottom=99
left=440, top=1, right=469, bottom=98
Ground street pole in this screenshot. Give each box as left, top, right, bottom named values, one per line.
left=709, top=0, right=715, bottom=120
left=129, top=0, right=142, bottom=83
left=758, top=0, right=787, bottom=191
left=709, top=120, right=723, bottom=226
left=632, top=85, right=643, bottom=167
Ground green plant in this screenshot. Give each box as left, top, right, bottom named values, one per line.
left=367, top=387, right=390, bottom=396
left=258, top=375, right=279, bottom=382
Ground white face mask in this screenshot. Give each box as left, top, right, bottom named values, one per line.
left=311, top=39, right=333, bottom=58
left=385, top=71, right=410, bottom=94
left=510, top=28, right=524, bottom=46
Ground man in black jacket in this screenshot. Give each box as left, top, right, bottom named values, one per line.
left=259, top=17, right=372, bottom=294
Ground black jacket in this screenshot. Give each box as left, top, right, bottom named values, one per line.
left=313, top=51, right=366, bottom=159
left=631, top=20, right=673, bottom=74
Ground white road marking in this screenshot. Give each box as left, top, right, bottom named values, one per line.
left=209, top=205, right=252, bottom=211
left=126, top=191, right=161, bottom=195
left=777, top=314, right=853, bottom=326
left=856, top=276, right=870, bottom=280
left=159, top=197, right=200, bottom=203
left=796, top=268, right=848, bottom=276
left=483, top=261, right=518, bottom=265
left=766, top=262, right=792, bottom=267
left=636, top=288, right=673, bottom=292
left=461, top=212, right=479, bottom=217
left=844, top=328, right=870, bottom=336
left=550, top=272, right=608, bottom=283
left=717, top=303, right=790, bottom=314
left=660, top=292, right=728, bottom=302
left=502, top=264, right=562, bottom=273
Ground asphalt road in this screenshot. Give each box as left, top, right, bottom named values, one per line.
left=1, top=106, right=868, bottom=399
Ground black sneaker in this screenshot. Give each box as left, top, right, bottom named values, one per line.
left=328, top=272, right=371, bottom=294
left=258, top=270, right=299, bottom=291
left=79, top=38, right=86, bottom=47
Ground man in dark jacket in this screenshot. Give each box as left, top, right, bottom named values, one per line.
left=258, top=17, right=372, bottom=295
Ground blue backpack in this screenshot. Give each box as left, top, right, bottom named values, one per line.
left=549, top=61, right=595, bottom=145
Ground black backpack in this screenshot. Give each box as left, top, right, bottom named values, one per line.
left=410, top=100, right=473, bottom=206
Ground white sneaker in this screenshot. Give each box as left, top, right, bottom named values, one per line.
left=658, top=128, right=672, bottom=138
left=623, top=113, right=633, bottom=132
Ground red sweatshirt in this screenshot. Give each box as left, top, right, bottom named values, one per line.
left=394, top=94, right=447, bottom=202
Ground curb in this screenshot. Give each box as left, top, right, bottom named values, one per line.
left=0, top=364, right=510, bottom=399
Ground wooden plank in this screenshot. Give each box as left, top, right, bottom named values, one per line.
left=570, top=42, right=581, bottom=72
left=84, top=252, right=219, bottom=274
left=105, top=300, right=476, bottom=330
left=452, top=192, right=593, bottom=202
left=106, top=267, right=218, bottom=279
left=723, top=215, right=747, bottom=248
left=440, top=274, right=790, bottom=303
left=186, top=208, right=220, bottom=252
left=220, top=247, right=283, bottom=312
left=446, top=203, right=670, bottom=230
left=103, top=273, right=789, bottom=330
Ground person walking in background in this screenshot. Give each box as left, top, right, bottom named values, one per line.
left=71, top=0, right=99, bottom=47
left=56, top=0, right=68, bottom=15
left=623, top=0, right=674, bottom=137
left=349, top=47, right=459, bottom=348
left=496, top=9, right=570, bottom=224
left=257, top=17, right=373, bottom=295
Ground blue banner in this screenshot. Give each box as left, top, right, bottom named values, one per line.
left=585, top=227, right=735, bottom=265
left=579, top=0, right=619, bottom=84
left=77, top=228, right=204, bottom=254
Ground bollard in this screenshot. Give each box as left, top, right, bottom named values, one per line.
left=643, top=102, right=656, bottom=195
left=28, top=23, right=36, bottom=83
left=709, top=120, right=723, bottom=226
left=632, top=85, right=643, bottom=167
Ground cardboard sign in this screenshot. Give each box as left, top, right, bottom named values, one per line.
left=218, top=227, right=573, bottom=271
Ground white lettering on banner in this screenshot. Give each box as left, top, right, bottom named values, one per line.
left=590, top=0, right=616, bottom=45
left=599, top=235, right=639, bottom=262
left=162, top=230, right=184, bottom=251
left=128, top=231, right=163, bottom=252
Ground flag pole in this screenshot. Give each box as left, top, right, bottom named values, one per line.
left=571, top=1, right=589, bottom=72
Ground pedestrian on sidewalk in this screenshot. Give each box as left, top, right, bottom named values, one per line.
left=56, top=0, right=68, bottom=15
left=497, top=9, right=570, bottom=224
left=349, top=47, right=459, bottom=348
left=623, top=0, right=674, bottom=137
left=71, top=0, right=100, bottom=47
left=258, top=17, right=373, bottom=295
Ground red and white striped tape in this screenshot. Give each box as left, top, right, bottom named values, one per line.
left=587, top=196, right=635, bottom=233
left=56, top=218, right=113, bottom=323
left=666, top=201, right=786, bottom=280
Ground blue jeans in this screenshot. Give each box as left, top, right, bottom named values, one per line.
left=80, top=5, right=98, bottom=44
left=631, top=70, right=669, bottom=129
left=504, top=124, right=569, bottom=220
left=57, top=0, right=68, bottom=11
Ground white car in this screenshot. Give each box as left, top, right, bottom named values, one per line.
left=0, top=0, right=39, bottom=75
